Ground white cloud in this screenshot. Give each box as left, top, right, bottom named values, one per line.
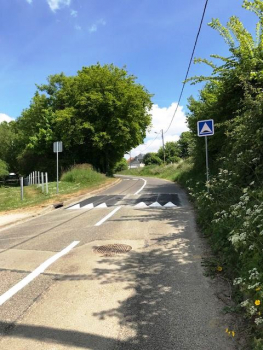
left=125, top=102, right=188, bottom=159
left=71, top=9, right=78, bottom=17
left=0, top=113, right=13, bottom=123
left=26, top=0, right=33, bottom=4
left=98, top=19, right=106, bottom=26
left=75, top=25, right=81, bottom=30
left=89, top=19, right=106, bottom=33
left=47, top=0, right=71, bottom=12
left=89, top=24, right=97, bottom=33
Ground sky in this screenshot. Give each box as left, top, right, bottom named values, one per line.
left=0, top=0, right=258, bottom=157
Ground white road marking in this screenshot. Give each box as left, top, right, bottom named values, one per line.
left=95, top=203, right=107, bottom=208
left=0, top=241, right=80, bottom=306
left=95, top=206, right=121, bottom=226
left=134, top=178, right=147, bottom=195
left=67, top=204, right=80, bottom=210
left=164, top=202, right=177, bottom=207
left=134, top=202, right=148, bottom=208
left=149, top=202, right=162, bottom=207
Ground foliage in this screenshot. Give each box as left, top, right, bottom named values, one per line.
left=61, top=164, right=105, bottom=184
left=113, top=158, right=128, bottom=172
left=0, top=159, right=9, bottom=179
left=119, top=159, right=193, bottom=182
left=0, top=121, right=22, bottom=172
left=157, top=141, right=180, bottom=163
left=177, top=131, right=193, bottom=158
left=15, top=64, right=153, bottom=175
left=143, top=152, right=162, bottom=166
left=184, top=0, right=263, bottom=345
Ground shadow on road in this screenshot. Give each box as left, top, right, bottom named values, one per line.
left=0, top=208, right=232, bottom=349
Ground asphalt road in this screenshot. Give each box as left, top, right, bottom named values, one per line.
left=0, top=176, right=236, bottom=349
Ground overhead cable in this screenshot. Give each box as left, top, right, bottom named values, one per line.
left=164, top=0, right=209, bottom=134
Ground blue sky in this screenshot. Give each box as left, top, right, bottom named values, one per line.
left=0, top=0, right=258, bottom=155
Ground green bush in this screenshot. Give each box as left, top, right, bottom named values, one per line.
left=61, top=164, right=105, bottom=184
left=114, top=158, right=128, bottom=172
left=143, top=153, right=162, bottom=166
left=0, top=159, right=9, bottom=179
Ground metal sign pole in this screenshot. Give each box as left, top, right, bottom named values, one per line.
left=56, top=150, right=59, bottom=194
left=53, top=141, right=63, bottom=194
left=205, top=136, right=209, bottom=190
left=197, top=119, right=214, bottom=193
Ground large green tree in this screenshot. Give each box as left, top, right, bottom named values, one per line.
left=17, top=64, right=152, bottom=175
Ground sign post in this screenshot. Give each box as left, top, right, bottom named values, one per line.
left=197, top=119, right=214, bottom=191
left=53, top=141, right=63, bottom=194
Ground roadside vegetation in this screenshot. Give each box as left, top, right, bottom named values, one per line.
left=120, top=160, right=193, bottom=182
left=0, top=164, right=110, bottom=212
left=122, top=1, right=263, bottom=347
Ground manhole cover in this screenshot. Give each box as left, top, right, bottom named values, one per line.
left=93, top=244, right=132, bottom=256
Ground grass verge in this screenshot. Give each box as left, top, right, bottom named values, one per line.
left=0, top=165, right=113, bottom=212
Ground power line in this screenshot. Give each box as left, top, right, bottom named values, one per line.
left=136, top=134, right=159, bottom=155
left=164, top=0, right=209, bottom=134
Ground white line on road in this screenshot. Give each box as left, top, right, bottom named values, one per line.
left=0, top=241, right=80, bottom=306
left=95, top=206, right=121, bottom=226
left=134, top=178, right=147, bottom=195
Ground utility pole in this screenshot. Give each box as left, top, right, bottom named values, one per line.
left=161, top=129, right=165, bottom=163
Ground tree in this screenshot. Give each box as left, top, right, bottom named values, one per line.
left=16, top=64, right=153, bottom=175
left=113, top=158, right=128, bottom=172
left=0, top=121, right=23, bottom=172
left=186, top=0, right=263, bottom=181
left=143, top=153, right=162, bottom=166
left=0, top=159, right=8, bottom=179
left=157, top=141, right=180, bottom=163
left=177, top=132, right=193, bottom=159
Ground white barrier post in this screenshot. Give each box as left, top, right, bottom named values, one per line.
left=20, top=177, right=24, bottom=201
left=45, top=172, right=48, bottom=194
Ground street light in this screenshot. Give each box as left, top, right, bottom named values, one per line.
left=155, top=129, right=165, bottom=163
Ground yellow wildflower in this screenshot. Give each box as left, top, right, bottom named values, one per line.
left=258, top=312, right=261, bottom=316
left=255, top=300, right=261, bottom=306
left=232, top=331, right=235, bottom=337
left=217, top=266, right=223, bottom=272
left=225, top=328, right=229, bottom=333
left=256, top=287, right=261, bottom=291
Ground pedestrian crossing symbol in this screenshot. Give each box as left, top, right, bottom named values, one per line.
left=197, top=119, right=214, bottom=137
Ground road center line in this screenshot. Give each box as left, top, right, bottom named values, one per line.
left=134, top=178, right=147, bottom=195
left=0, top=241, right=79, bottom=306
left=95, top=206, right=121, bottom=226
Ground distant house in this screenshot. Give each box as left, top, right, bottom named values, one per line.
left=127, top=153, right=145, bottom=168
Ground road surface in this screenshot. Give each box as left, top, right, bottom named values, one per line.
left=0, top=176, right=236, bottom=349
